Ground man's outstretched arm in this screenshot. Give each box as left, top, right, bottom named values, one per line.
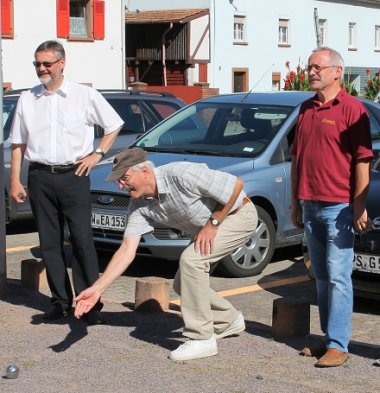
left=74, top=235, right=141, bottom=317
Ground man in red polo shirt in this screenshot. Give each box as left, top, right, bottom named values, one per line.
left=290, top=47, right=373, bottom=367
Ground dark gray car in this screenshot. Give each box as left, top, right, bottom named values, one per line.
left=2, top=89, right=184, bottom=223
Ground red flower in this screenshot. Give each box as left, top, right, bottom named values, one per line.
left=289, top=71, right=296, bottom=80
left=285, top=81, right=290, bottom=88
left=366, top=69, right=371, bottom=75
left=297, top=65, right=301, bottom=72
left=285, top=61, right=290, bottom=68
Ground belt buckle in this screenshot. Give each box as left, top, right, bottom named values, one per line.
left=51, top=166, right=59, bottom=174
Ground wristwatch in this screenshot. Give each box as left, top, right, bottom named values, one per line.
left=209, top=216, right=221, bottom=226
left=95, top=147, right=105, bottom=158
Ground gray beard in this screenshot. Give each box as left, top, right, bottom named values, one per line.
left=39, top=75, right=52, bottom=85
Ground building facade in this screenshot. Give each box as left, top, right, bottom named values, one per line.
left=2, top=0, right=380, bottom=94
left=125, top=0, right=380, bottom=94
left=1, top=0, right=125, bottom=90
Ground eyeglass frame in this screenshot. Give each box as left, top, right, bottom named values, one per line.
left=115, top=168, right=141, bottom=185
left=33, top=58, right=62, bottom=68
left=306, top=64, right=338, bottom=73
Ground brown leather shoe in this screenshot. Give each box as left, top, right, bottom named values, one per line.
left=315, top=348, right=349, bottom=367
left=300, top=342, right=327, bottom=358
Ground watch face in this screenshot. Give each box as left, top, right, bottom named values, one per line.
left=95, top=148, right=104, bottom=157
left=211, top=218, right=219, bottom=226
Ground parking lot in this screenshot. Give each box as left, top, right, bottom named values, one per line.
left=1, top=220, right=380, bottom=393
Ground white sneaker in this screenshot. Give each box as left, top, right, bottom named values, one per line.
left=169, top=335, right=218, bottom=361
left=215, top=312, right=245, bottom=340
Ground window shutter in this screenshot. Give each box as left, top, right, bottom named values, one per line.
left=1, top=0, right=12, bottom=36
left=56, top=0, right=69, bottom=38
left=93, top=0, right=105, bottom=40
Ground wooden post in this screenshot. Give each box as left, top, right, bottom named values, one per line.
left=272, top=297, right=310, bottom=338
left=21, top=259, right=49, bottom=291
left=135, top=276, right=170, bottom=312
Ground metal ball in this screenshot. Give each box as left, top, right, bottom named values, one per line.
left=5, top=364, right=19, bottom=379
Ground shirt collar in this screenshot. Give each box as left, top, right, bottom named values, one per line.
left=154, top=167, right=170, bottom=197
left=312, top=87, right=345, bottom=108
left=35, top=78, right=68, bottom=98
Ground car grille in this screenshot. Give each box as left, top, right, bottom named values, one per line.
left=93, top=227, right=191, bottom=241
left=91, top=192, right=130, bottom=210
left=355, top=231, right=380, bottom=253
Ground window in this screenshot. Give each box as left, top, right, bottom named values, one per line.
left=1, top=0, right=14, bottom=38
left=375, top=25, right=380, bottom=50
left=348, top=22, right=357, bottom=49
left=278, top=19, right=289, bottom=46
left=318, top=19, right=327, bottom=46
left=57, top=0, right=104, bottom=40
left=233, top=15, right=247, bottom=43
left=232, top=68, right=249, bottom=92
left=272, top=73, right=281, bottom=91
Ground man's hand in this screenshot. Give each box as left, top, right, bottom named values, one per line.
left=194, top=223, right=218, bottom=256
left=354, top=207, right=372, bottom=234
left=290, top=202, right=304, bottom=229
left=75, top=152, right=102, bottom=176
left=74, top=287, right=101, bottom=318
left=10, top=181, right=27, bottom=203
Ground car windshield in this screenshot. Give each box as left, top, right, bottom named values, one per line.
left=135, top=102, right=293, bottom=157
left=2, top=97, right=18, bottom=140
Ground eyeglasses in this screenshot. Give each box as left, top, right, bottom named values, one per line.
left=33, top=58, right=62, bottom=68
left=116, top=175, right=130, bottom=185
left=306, top=64, right=337, bottom=73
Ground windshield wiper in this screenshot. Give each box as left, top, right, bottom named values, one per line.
left=142, top=147, right=225, bottom=155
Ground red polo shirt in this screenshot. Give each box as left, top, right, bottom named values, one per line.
left=291, top=88, right=373, bottom=203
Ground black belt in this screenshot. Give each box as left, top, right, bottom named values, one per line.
left=30, top=162, right=79, bottom=174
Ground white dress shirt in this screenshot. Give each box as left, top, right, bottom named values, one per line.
left=10, top=80, right=124, bottom=165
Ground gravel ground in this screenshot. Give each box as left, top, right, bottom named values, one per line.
left=1, top=280, right=380, bottom=393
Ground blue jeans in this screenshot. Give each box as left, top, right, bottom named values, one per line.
left=303, top=201, right=354, bottom=352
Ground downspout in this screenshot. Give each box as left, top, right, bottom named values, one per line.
left=162, top=23, right=173, bottom=86
left=314, top=8, right=321, bottom=48
left=121, top=0, right=127, bottom=89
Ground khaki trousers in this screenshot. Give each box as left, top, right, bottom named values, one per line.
left=173, top=202, right=258, bottom=339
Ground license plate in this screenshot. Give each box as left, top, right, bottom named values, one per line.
left=353, top=253, right=380, bottom=274
left=91, top=212, right=126, bottom=231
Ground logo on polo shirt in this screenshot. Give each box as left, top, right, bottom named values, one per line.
left=321, top=118, right=336, bottom=126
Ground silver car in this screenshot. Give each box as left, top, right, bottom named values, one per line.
left=89, top=92, right=380, bottom=278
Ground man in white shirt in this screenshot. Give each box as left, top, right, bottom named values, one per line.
left=10, top=40, right=123, bottom=324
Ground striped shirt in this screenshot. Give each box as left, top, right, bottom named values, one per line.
left=124, top=162, right=246, bottom=237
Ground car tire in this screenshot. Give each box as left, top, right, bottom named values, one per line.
left=218, top=205, right=275, bottom=278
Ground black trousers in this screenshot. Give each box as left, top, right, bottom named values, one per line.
left=28, top=166, right=100, bottom=310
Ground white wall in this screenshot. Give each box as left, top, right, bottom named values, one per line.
left=210, top=0, right=380, bottom=93
left=2, top=0, right=125, bottom=89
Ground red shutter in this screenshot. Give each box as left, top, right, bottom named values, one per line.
left=1, top=0, right=12, bottom=36
left=56, top=0, right=69, bottom=38
left=93, top=0, right=105, bottom=40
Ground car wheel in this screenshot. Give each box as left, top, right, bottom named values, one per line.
left=218, top=205, right=275, bottom=277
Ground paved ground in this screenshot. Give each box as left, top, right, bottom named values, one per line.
left=1, top=226, right=380, bottom=393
